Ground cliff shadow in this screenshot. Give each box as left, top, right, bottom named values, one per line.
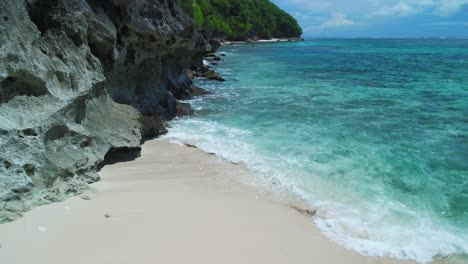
left=97, top=147, right=142, bottom=172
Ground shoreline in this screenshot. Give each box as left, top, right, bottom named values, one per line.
left=222, top=38, right=304, bottom=45
left=171, top=42, right=465, bottom=264
left=0, top=140, right=413, bottom=264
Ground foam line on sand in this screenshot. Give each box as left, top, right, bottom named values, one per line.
left=0, top=140, right=411, bottom=264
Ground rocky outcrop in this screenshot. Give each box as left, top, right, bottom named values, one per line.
left=194, top=65, right=225, bottom=82
left=0, top=0, right=207, bottom=223
left=208, top=39, right=221, bottom=53
left=140, top=115, right=168, bottom=140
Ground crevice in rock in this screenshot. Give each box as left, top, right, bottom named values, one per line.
left=1, top=160, right=12, bottom=169
left=70, top=32, right=84, bottom=47
left=79, top=137, right=93, bottom=148
left=44, top=124, right=72, bottom=142
left=23, top=164, right=36, bottom=177
left=21, top=128, right=38, bottom=137
left=26, top=0, right=60, bottom=35
left=0, top=71, right=48, bottom=103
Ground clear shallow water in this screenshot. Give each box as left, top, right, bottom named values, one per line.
left=162, top=39, right=468, bottom=263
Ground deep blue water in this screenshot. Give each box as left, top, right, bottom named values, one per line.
left=162, top=39, right=468, bottom=263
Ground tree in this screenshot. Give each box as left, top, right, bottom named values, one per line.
left=179, top=0, right=302, bottom=40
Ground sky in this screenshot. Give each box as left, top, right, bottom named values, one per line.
left=271, top=0, right=468, bottom=37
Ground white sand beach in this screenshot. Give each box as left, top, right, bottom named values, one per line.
left=0, top=140, right=412, bottom=264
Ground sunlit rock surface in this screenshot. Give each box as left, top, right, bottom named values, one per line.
left=0, top=0, right=205, bottom=222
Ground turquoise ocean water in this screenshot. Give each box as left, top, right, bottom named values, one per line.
left=162, top=39, right=468, bottom=263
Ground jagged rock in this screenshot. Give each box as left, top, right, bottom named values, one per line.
left=0, top=0, right=206, bottom=223
left=83, top=0, right=205, bottom=116
left=190, top=85, right=210, bottom=96
left=194, top=65, right=225, bottom=82
left=187, top=69, right=195, bottom=80
left=208, top=39, right=221, bottom=53
left=204, top=57, right=221, bottom=63
left=140, top=115, right=168, bottom=139
left=205, top=54, right=222, bottom=62
left=203, top=71, right=225, bottom=82
left=176, top=84, right=210, bottom=100
left=176, top=102, right=194, bottom=117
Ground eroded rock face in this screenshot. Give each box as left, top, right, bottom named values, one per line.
left=84, top=0, right=206, bottom=118
left=0, top=0, right=205, bottom=222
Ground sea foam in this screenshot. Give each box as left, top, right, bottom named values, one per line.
left=161, top=118, right=468, bottom=263
left=162, top=38, right=468, bottom=263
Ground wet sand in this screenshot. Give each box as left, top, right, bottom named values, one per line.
left=0, top=140, right=411, bottom=264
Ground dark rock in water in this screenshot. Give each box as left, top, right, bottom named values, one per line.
left=187, top=70, right=195, bottom=80
left=176, top=85, right=210, bottom=100
left=208, top=39, right=221, bottom=53
left=178, top=89, right=195, bottom=101
left=140, top=115, right=168, bottom=139
left=194, top=65, right=225, bottom=82
left=205, top=54, right=222, bottom=62
left=199, top=65, right=212, bottom=73
left=204, top=71, right=225, bottom=82
left=190, top=85, right=211, bottom=96
left=0, top=0, right=207, bottom=223
left=176, top=102, right=195, bottom=117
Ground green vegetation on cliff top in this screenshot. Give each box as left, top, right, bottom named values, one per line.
left=178, top=0, right=302, bottom=40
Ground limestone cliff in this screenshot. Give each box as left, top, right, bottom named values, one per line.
left=0, top=0, right=206, bottom=222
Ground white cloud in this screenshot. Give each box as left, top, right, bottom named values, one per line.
left=273, top=0, right=468, bottom=17
left=374, top=2, right=420, bottom=16
left=433, top=0, right=468, bottom=15
left=271, top=0, right=468, bottom=36
left=322, top=13, right=355, bottom=28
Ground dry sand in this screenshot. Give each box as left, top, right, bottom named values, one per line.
left=0, top=140, right=412, bottom=264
